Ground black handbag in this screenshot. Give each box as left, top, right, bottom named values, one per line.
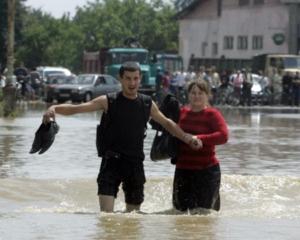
left=150, top=93, right=180, bottom=163
left=150, top=130, right=178, bottom=161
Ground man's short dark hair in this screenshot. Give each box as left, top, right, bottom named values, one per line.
left=119, top=61, right=141, bottom=78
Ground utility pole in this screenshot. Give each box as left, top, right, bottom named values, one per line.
left=3, top=0, right=17, bottom=117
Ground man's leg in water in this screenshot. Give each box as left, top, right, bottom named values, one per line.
left=99, top=195, right=115, bottom=212
left=123, top=160, right=145, bottom=212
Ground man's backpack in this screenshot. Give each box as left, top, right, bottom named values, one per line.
left=96, top=92, right=152, bottom=157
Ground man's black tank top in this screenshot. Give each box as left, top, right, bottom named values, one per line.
left=110, top=93, right=149, bottom=161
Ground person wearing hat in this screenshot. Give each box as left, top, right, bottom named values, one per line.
left=42, top=61, right=202, bottom=213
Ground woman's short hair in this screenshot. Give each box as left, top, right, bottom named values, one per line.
left=187, top=80, right=211, bottom=97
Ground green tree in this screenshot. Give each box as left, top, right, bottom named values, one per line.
left=0, top=0, right=26, bottom=71
left=14, top=0, right=178, bottom=72
left=16, top=10, right=59, bottom=68
left=0, top=0, right=8, bottom=71
left=74, top=0, right=178, bottom=51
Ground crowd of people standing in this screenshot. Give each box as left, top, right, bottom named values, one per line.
left=155, top=65, right=300, bottom=107
left=0, top=66, right=42, bottom=101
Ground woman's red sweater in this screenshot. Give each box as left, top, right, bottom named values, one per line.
left=176, top=106, right=229, bottom=170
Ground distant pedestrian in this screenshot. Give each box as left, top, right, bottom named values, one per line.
left=30, top=68, right=41, bottom=99
left=210, top=66, right=221, bottom=104
left=292, top=72, right=300, bottom=106
left=162, top=71, right=171, bottom=94
left=281, top=71, right=293, bottom=105
left=232, top=70, right=244, bottom=104
left=155, top=68, right=163, bottom=104
left=196, top=66, right=206, bottom=81
left=270, top=68, right=282, bottom=105
left=241, top=69, right=253, bottom=106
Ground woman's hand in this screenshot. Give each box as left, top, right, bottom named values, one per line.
left=184, top=134, right=203, bottom=150
left=190, top=136, right=202, bottom=150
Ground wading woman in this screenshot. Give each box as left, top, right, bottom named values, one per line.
left=173, top=80, right=229, bottom=212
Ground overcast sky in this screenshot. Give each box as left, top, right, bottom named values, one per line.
left=25, top=0, right=173, bottom=18
left=25, top=0, right=89, bottom=18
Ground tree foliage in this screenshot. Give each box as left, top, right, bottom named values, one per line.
left=0, top=0, right=27, bottom=71
left=1, top=0, right=178, bottom=73
left=0, top=0, right=8, bottom=71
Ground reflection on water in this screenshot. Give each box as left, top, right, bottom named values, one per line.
left=218, top=107, right=300, bottom=176
left=91, top=214, right=218, bottom=240
left=96, top=215, right=142, bottom=240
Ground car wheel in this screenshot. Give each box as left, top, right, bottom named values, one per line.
left=84, top=92, right=92, bottom=102
left=56, top=98, right=65, bottom=103
left=71, top=99, right=80, bottom=103
left=46, top=95, right=53, bottom=103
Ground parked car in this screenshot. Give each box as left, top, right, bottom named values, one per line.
left=53, top=74, right=121, bottom=103
left=36, top=66, right=72, bottom=83
left=43, top=75, right=77, bottom=102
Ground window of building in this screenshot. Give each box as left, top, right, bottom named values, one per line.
left=252, top=35, right=263, bottom=49
left=212, top=42, right=218, bottom=55
left=253, top=0, right=264, bottom=5
left=237, top=36, right=248, bottom=50
left=223, top=36, right=234, bottom=50
left=239, top=0, right=249, bottom=6
left=202, top=42, right=208, bottom=57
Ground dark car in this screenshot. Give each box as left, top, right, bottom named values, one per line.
left=53, top=74, right=121, bottom=103
left=44, top=75, right=77, bottom=102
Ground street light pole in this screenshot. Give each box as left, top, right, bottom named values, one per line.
left=3, top=0, right=17, bottom=117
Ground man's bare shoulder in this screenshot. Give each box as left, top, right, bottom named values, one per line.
left=91, top=95, right=108, bottom=111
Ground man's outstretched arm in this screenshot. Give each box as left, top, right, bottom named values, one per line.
left=43, top=95, right=107, bottom=123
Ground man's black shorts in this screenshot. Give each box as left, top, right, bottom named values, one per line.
left=97, top=151, right=146, bottom=205
left=172, top=164, right=221, bottom=211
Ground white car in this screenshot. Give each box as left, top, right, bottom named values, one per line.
left=36, top=66, right=72, bottom=82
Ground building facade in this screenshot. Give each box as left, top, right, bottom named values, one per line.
left=175, top=0, right=300, bottom=71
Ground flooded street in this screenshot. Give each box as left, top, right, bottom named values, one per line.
left=1, top=102, right=300, bottom=239
left=1, top=103, right=300, bottom=178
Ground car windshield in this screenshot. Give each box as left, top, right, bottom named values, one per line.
left=108, top=52, right=148, bottom=64
left=76, top=75, right=95, bottom=85
left=50, top=77, right=76, bottom=84
left=44, top=71, right=67, bottom=77
left=156, top=54, right=183, bottom=72
left=283, top=57, right=300, bottom=69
